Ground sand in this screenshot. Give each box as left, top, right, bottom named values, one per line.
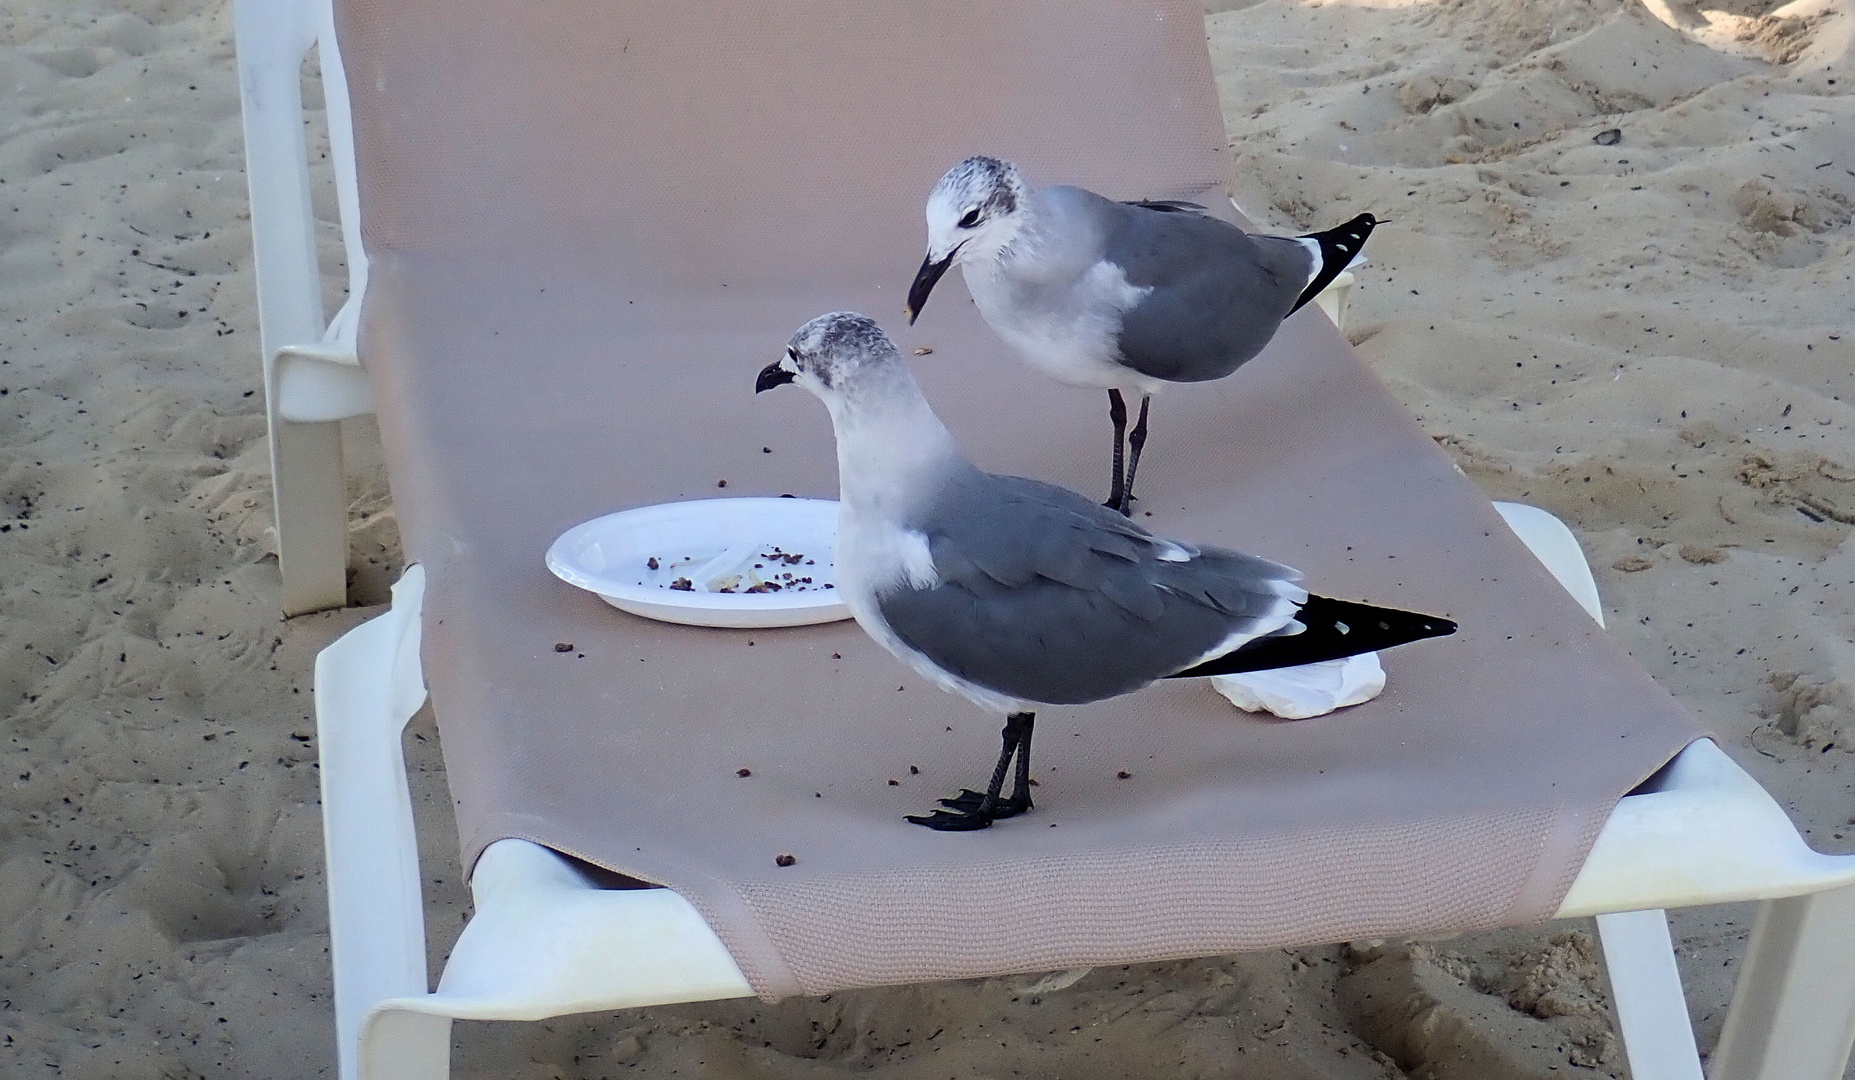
left=1, top=0, right=1850, bottom=1077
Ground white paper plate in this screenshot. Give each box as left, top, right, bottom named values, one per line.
left=546, top=497, right=851, bottom=628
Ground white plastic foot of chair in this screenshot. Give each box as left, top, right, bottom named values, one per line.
left=317, top=567, right=431, bottom=1080
left=272, top=416, right=349, bottom=615
left=1313, top=269, right=1353, bottom=332
left=1597, top=909, right=1705, bottom=1080
left=276, top=341, right=374, bottom=423
left=358, top=1008, right=451, bottom=1080
left=1709, top=883, right=1855, bottom=1080
left=1492, top=502, right=1604, bottom=627
left=366, top=839, right=753, bottom=1024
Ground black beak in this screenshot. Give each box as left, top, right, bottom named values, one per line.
left=756, top=362, right=795, bottom=393
left=904, top=251, right=955, bottom=325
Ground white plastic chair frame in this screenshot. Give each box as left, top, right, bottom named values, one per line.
left=236, top=3, right=1855, bottom=1078
left=237, top=0, right=373, bottom=615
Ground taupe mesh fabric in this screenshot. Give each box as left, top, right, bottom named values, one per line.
left=338, top=0, right=1704, bottom=998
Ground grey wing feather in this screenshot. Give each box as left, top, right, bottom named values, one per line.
left=878, top=473, right=1302, bottom=705
left=1102, top=198, right=1314, bottom=383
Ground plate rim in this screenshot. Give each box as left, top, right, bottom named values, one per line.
left=545, top=496, right=847, bottom=614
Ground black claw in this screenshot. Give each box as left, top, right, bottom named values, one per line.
left=992, top=798, right=1032, bottom=819
left=938, top=790, right=1032, bottom=817
left=938, top=788, right=990, bottom=810
left=906, top=808, right=996, bottom=831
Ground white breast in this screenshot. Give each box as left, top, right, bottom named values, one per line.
left=964, top=259, right=1162, bottom=395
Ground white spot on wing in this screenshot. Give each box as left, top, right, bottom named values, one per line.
left=899, top=529, right=937, bottom=590
left=836, top=516, right=940, bottom=599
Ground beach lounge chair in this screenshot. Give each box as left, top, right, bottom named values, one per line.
left=234, top=1, right=1855, bottom=1078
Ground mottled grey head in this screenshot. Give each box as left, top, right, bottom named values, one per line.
left=906, top=156, right=1029, bottom=324
left=756, top=312, right=903, bottom=401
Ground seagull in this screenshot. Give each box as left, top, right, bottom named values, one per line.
left=756, top=313, right=1453, bottom=831
left=904, top=156, right=1381, bottom=516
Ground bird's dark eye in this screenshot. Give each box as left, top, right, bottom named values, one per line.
left=957, top=208, right=982, bottom=229
left=786, top=346, right=798, bottom=362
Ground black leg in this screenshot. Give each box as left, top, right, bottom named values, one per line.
left=908, top=712, right=1036, bottom=830
left=935, top=712, right=1035, bottom=819
left=1006, top=712, right=1034, bottom=814
left=1103, top=390, right=1127, bottom=513
left=1120, top=395, right=1150, bottom=515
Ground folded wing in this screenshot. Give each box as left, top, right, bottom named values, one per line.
left=877, top=473, right=1306, bottom=705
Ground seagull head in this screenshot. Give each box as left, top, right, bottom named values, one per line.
left=757, top=312, right=906, bottom=406
left=906, top=156, right=1028, bottom=324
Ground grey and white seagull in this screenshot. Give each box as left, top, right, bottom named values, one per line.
left=756, top=313, right=1452, bottom=831
left=904, top=156, right=1381, bottom=515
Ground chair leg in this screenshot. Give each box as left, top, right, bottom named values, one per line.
left=359, top=1008, right=451, bottom=1080
left=1596, top=909, right=1705, bottom=1080
left=1708, top=884, right=1855, bottom=1080
left=272, top=415, right=349, bottom=616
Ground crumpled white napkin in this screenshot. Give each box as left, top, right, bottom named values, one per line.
left=1210, top=651, right=1385, bottom=720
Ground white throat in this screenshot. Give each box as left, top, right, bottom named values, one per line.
left=822, top=381, right=962, bottom=520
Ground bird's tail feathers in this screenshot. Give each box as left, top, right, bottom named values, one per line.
left=1167, top=594, right=1452, bottom=679
left=1287, top=213, right=1381, bottom=316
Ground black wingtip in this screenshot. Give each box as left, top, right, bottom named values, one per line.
left=1166, top=593, right=1454, bottom=680
left=1286, top=212, right=1382, bottom=317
